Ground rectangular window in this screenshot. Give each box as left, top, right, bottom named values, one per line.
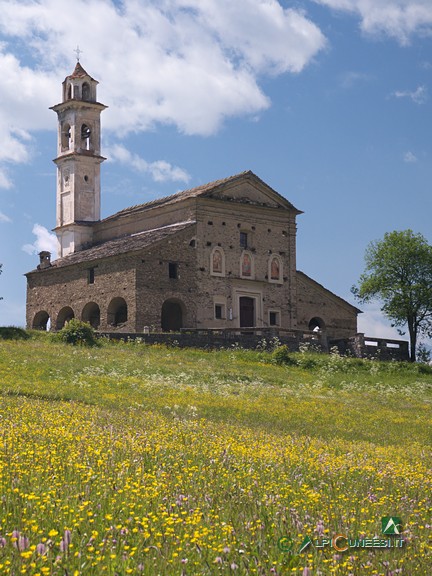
left=88, top=268, right=95, bottom=284
left=168, top=262, right=178, bottom=279
left=240, top=232, right=248, bottom=248
left=215, top=304, right=224, bottom=320
left=269, top=311, right=280, bottom=326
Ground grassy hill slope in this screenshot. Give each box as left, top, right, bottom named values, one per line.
left=0, top=335, right=431, bottom=575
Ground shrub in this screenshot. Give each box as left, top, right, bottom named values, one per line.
left=271, top=345, right=295, bottom=365
left=58, top=319, right=98, bottom=346
left=0, top=326, right=30, bottom=340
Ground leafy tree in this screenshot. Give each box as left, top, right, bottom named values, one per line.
left=352, top=230, right=432, bottom=362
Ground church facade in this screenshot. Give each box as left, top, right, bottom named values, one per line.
left=26, top=63, right=360, bottom=338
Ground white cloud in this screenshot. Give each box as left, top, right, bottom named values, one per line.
left=313, top=0, right=432, bottom=44
left=0, top=1, right=325, bottom=135
left=392, top=85, right=428, bottom=104
left=404, top=150, right=418, bottom=163
left=0, top=0, right=326, bottom=187
left=0, top=169, right=12, bottom=189
left=22, top=224, right=58, bottom=259
left=106, top=144, right=191, bottom=183
left=0, top=210, right=11, bottom=222
left=357, top=302, right=402, bottom=339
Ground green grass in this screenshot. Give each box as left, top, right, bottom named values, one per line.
left=0, top=335, right=431, bottom=574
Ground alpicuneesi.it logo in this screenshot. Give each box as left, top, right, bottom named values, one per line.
left=278, top=517, right=404, bottom=554
left=382, top=517, right=403, bottom=535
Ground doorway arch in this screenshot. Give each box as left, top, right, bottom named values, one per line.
left=308, top=317, right=326, bottom=332
left=161, top=299, right=184, bottom=332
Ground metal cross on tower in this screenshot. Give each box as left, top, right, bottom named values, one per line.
left=74, top=45, right=83, bottom=62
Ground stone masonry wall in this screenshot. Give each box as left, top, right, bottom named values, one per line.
left=26, top=255, right=137, bottom=332
left=135, top=226, right=198, bottom=331
left=192, top=197, right=297, bottom=330
left=296, top=272, right=358, bottom=339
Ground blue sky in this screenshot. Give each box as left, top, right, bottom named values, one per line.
left=0, top=0, right=431, bottom=344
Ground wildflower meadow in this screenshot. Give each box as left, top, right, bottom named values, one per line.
left=0, top=334, right=431, bottom=575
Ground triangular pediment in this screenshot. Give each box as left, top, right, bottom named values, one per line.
left=203, top=171, right=302, bottom=213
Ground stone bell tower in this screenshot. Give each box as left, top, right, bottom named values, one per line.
left=50, top=61, right=107, bottom=257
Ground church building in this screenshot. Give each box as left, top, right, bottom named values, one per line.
left=26, top=63, right=360, bottom=338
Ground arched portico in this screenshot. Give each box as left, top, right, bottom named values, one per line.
left=82, top=302, right=101, bottom=329
left=32, top=310, right=50, bottom=331
left=107, top=297, right=128, bottom=327
left=56, top=306, right=74, bottom=330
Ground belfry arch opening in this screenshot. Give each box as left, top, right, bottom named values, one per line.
left=82, top=302, right=101, bottom=329
left=81, top=124, right=91, bottom=150
left=32, top=310, right=50, bottom=331
left=61, top=123, right=71, bottom=151
left=56, top=306, right=74, bottom=330
left=308, top=317, right=326, bottom=333
left=161, top=299, right=185, bottom=332
left=107, top=297, right=128, bottom=327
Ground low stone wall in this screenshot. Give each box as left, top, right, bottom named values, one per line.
left=330, top=333, right=410, bottom=361
left=98, top=329, right=410, bottom=361
left=98, top=327, right=328, bottom=352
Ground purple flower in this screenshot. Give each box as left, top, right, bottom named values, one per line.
left=302, top=568, right=313, bottom=576
left=12, top=530, right=20, bottom=547
left=316, top=520, right=325, bottom=537
left=0, top=537, right=6, bottom=548
left=18, top=536, right=29, bottom=551
left=36, top=542, right=46, bottom=555
left=63, top=529, right=72, bottom=545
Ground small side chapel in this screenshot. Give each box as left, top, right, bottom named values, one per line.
left=26, top=63, right=360, bottom=338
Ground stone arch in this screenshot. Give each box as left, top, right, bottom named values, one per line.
left=67, top=83, right=72, bottom=100
left=161, top=299, right=185, bottom=332
left=81, top=302, right=101, bottom=329
left=82, top=82, right=91, bottom=101
left=107, top=297, right=128, bottom=327
left=56, top=306, right=75, bottom=330
left=308, top=317, right=326, bottom=333
left=32, top=310, right=50, bottom=331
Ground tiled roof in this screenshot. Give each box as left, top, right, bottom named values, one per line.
left=34, top=221, right=195, bottom=272
left=101, top=170, right=301, bottom=223
left=68, top=62, right=94, bottom=80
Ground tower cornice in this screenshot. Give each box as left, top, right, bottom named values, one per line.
left=53, top=153, right=106, bottom=165
left=50, top=101, right=108, bottom=113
